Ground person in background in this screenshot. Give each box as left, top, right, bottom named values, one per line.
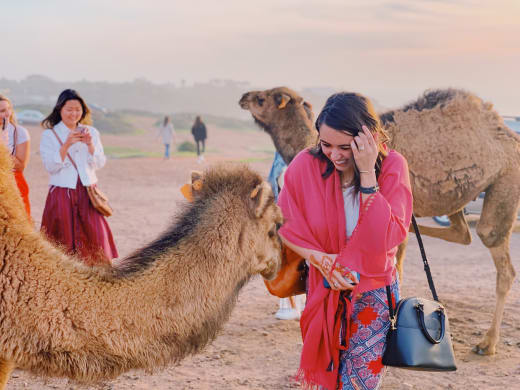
left=191, top=115, right=207, bottom=163
left=40, top=89, right=118, bottom=266
left=158, top=115, right=175, bottom=159
left=278, top=92, right=413, bottom=389
left=267, top=151, right=305, bottom=320
left=0, top=94, right=31, bottom=218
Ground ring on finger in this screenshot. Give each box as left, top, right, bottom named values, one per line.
left=359, top=145, right=365, bottom=151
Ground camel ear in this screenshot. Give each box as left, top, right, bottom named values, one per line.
left=303, top=101, right=314, bottom=121
left=191, top=171, right=202, bottom=183
left=250, top=181, right=273, bottom=218
left=275, top=93, right=291, bottom=109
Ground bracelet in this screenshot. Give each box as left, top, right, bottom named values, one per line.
left=359, top=185, right=379, bottom=194
left=359, top=169, right=375, bottom=174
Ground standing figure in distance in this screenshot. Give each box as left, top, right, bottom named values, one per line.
left=267, top=151, right=305, bottom=320
left=159, top=115, right=175, bottom=160
left=0, top=94, right=32, bottom=219
left=40, top=89, right=118, bottom=266
left=278, top=92, right=413, bottom=390
left=191, top=115, right=207, bottom=163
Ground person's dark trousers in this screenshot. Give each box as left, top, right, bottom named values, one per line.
left=196, top=139, right=205, bottom=156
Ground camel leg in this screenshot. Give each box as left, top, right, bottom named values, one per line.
left=472, top=174, right=519, bottom=355
left=412, top=210, right=472, bottom=245
left=0, top=358, right=14, bottom=390
left=395, top=236, right=409, bottom=283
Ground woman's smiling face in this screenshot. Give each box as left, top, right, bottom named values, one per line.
left=318, top=123, right=355, bottom=172
left=0, top=100, right=11, bottom=122
left=60, top=99, right=83, bottom=128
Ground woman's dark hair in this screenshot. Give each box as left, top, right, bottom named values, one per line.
left=41, top=89, right=91, bottom=129
left=309, top=92, right=389, bottom=191
left=163, top=116, right=170, bottom=126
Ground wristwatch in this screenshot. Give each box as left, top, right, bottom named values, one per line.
left=359, top=185, right=379, bottom=194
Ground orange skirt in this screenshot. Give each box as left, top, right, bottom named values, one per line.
left=13, top=170, right=31, bottom=218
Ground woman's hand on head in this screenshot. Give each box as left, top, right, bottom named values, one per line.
left=309, top=253, right=356, bottom=291
left=351, top=125, right=378, bottom=172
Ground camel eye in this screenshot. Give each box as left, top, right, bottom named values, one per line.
left=256, top=96, right=265, bottom=106
left=268, top=228, right=276, bottom=238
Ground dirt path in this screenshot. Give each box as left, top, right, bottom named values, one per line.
left=6, top=123, right=520, bottom=389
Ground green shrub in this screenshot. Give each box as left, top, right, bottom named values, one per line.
left=177, top=141, right=196, bottom=153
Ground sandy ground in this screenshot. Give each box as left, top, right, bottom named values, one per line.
left=5, top=121, right=520, bottom=389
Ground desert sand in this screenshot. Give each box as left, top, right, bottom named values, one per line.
left=6, top=119, right=520, bottom=389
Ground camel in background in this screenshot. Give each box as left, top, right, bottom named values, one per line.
left=239, top=86, right=520, bottom=356
left=0, top=141, right=283, bottom=389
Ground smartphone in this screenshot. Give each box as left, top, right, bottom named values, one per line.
left=323, top=272, right=359, bottom=289
left=1, top=118, right=5, bottom=130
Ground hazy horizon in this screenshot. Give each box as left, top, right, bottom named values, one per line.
left=1, top=0, right=519, bottom=114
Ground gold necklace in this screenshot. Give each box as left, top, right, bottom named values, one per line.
left=341, top=176, right=354, bottom=189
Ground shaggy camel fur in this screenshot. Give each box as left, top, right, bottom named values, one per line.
left=240, top=86, right=520, bottom=356
left=0, top=142, right=283, bottom=389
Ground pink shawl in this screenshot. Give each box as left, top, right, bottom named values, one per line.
left=278, top=148, right=413, bottom=390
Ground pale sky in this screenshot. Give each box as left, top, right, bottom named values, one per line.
left=2, top=0, right=519, bottom=114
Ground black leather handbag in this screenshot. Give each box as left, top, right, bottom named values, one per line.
left=382, top=215, right=457, bottom=371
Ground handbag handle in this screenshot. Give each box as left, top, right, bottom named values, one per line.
left=415, top=303, right=446, bottom=344
left=386, top=214, right=440, bottom=323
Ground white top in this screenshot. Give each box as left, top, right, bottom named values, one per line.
left=343, top=185, right=360, bottom=282
left=0, top=122, right=30, bottom=153
left=40, top=121, right=106, bottom=189
left=159, top=123, right=175, bottom=144
left=343, top=186, right=360, bottom=238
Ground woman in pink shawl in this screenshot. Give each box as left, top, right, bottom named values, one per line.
left=278, top=92, right=413, bottom=390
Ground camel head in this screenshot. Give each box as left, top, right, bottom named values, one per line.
left=185, top=165, right=284, bottom=280
left=239, top=87, right=318, bottom=164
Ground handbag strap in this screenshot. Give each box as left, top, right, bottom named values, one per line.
left=411, top=214, right=439, bottom=302
left=11, top=125, right=17, bottom=156
left=386, top=214, right=440, bottom=320
left=50, top=128, right=80, bottom=172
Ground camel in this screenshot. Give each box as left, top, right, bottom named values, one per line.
left=0, top=142, right=283, bottom=389
left=239, top=86, right=520, bottom=356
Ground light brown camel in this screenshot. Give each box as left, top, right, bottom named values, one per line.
left=0, top=142, right=283, bottom=389
left=239, top=86, right=520, bottom=356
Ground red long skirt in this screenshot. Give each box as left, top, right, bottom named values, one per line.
left=41, top=178, right=118, bottom=265
left=14, top=170, right=31, bottom=218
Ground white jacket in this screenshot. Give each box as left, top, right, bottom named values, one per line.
left=40, top=121, right=106, bottom=188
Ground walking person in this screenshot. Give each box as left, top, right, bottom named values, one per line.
left=0, top=94, right=32, bottom=218
left=158, top=115, right=175, bottom=159
left=277, top=92, right=413, bottom=389
left=267, top=151, right=305, bottom=320
left=40, top=89, right=118, bottom=266
left=191, top=116, right=207, bottom=163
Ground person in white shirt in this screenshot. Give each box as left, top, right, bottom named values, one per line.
left=40, top=89, right=118, bottom=265
left=0, top=94, right=31, bottom=218
left=158, top=115, right=175, bottom=159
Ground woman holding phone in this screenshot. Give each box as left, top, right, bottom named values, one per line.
left=0, top=94, right=32, bottom=218
left=40, top=89, right=118, bottom=265
left=277, top=92, right=413, bottom=389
